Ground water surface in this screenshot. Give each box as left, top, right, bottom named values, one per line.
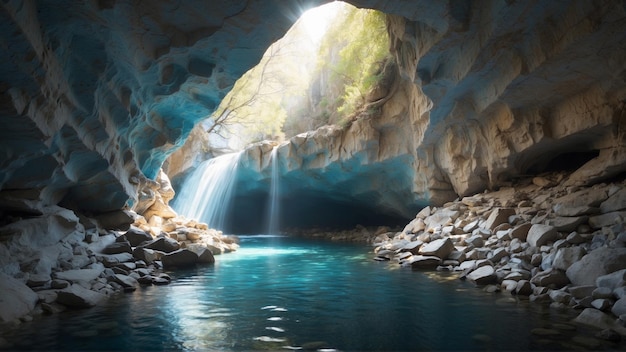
left=2, top=235, right=622, bottom=351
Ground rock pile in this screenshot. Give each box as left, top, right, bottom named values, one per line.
left=0, top=198, right=238, bottom=326
left=373, top=172, right=626, bottom=338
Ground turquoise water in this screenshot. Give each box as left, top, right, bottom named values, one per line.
left=1, top=235, right=621, bottom=351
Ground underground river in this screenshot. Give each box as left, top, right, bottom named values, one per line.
left=1, top=235, right=620, bottom=351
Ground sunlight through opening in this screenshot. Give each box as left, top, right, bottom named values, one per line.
left=299, top=1, right=343, bottom=44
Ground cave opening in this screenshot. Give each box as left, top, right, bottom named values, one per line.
left=526, top=149, right=600, bottom=175
left=170, top=1, right=401, bottom=234
left=224, top=191, right=409, bottom=234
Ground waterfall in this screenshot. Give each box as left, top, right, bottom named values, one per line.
left=267, top=146, right=280, bottom=234
left=172, top=152, right=242, bottom=230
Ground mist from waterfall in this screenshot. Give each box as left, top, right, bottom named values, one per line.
left=267, top=146, right=280, bottom=235
left=172, top=152, right=242, bottom=230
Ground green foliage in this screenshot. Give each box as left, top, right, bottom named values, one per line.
left=314, top=7, right=391, bottom=125
left=207, top=2, right=391, bottom=148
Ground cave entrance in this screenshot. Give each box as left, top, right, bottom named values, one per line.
left=170, top=2, right=401, bottom=234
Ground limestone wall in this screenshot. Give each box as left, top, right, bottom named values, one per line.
left=1, top=0, right=625, bottom=220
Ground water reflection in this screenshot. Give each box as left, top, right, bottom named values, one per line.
left=1, top=235, right=625, bottom=351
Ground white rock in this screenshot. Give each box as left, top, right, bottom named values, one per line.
left=552, top=247, right=585, bottom=271
left=467, top=265, right=497, bottom=285
left=566, top=247, right=626, bottom=286
left=53, top=263, right=105, bottom=283
left=527, top=224, right=557, bottom=247
left=56, top=284, right=107, bottom=308
left=0, top=273, right=38, bottom=323
left=482, top=208, right=516, bottom=231
left=418, top=238, right=455, bottom=259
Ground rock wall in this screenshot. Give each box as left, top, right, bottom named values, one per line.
left=0, top=0, right=325, bottom=216
left=1, top=0, right=625, bottom=222
left=225, top=0, right=626, bottom=223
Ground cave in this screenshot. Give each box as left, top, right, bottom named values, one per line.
left=1, top=1, right=626, bottom=349
left=526, top=150, right=600, bottom=175
left=226, top=191, right=411, bottom=234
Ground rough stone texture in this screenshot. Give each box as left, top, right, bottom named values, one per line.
left=467, top=265, right=497, bottom=286
left=418, top=238, right=454, bottom=259
left=552, top=247, right=586, bottom=271
left=527, top=224, right=557, bottom=247
left=595, top=269, right=626, bottom=290
left=161, top=249, right=199, bottom=268
left=0, top=273, right=38, bottom=323
left=566, top=247, right=626, bottom=286
left=1, top=0, right=624, bottom=226
left=56, top=284, right=107, bottom=308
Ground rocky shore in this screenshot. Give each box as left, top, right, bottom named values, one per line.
left=370, top=171, right=626, bottom=341
left=0, top=170, right=239, bottom=334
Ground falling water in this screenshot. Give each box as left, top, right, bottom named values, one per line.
left=267, top=146, right=280, bottom=234
left=172, top=152, right=242, bottom=230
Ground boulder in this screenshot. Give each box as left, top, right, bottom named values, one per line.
left=102, top=241, right=132, bottom=255
left=515, top=280, right=533, bottom=296
left=99, top=253, right=134, bottom=267
left=488, top=247, right=508, bottom=263
left=600, top=188, right=626, bottom=213
left=186, top=244, right=216, bottom=264
left=467, top=265, right=497, bottom=285
left=26, top=273, right=51, bottom=287
left=596, top=269, right=626, bottom=290
left=527, top=224, right=557, bottom=247
left=552, top=247, right=586, bottom=271
left=408, top=255, right=441, bottom=268
left=566, top=232, right=588, bottom=244
left=568, top=285, right=596, bottom=299
left=573, top=308, right=626, bottom=336
left=132, top=247, right=161, bottom=264
left=110, top=274, right=138, bottom=290
left=141, top=237, right=180, bottom=253
left=418, top=238, right=454, bottom=259
left=510, top=223, right=532, bottom=240
left=591, top=299, right=612, bottom=311
left=566, top=247, right=626, bottom=286
left=554, top=188, right=608, bottom=208
left=465, top=235, right=484, bottom=248
left=123, top=226, right=153, bottom=247
left=589, top=211, right=626, bottom=229
left=92, top=210, right=134, bottom=231
left=403, top=218, right=426, bottom=234
left=424, top=209, right=460, bottom=229
left=545, top=216, right=588, bottom=233
left=615, top=287, right=626, bottom=300
left=592, top=287, right=614, bottom=299
left=549, top=290, right=572, bottom=304
left=612, top=298, right=626, bottom=317
left=56, top=284, right=107, bottom=308
left=531, top=269, right=570, bottom=289
left=161, top=249, right=199, bottom=268
left=483, top=208, right=516, bottom=231
left=553, top=204, right=599, bottom=217
left=401, top=241, right=423, bottom=254
left=0, top=273, right=38, bottom=323
left=53, top=263, right=105, bottom=283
